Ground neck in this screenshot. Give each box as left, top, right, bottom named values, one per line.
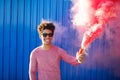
left=41, top=44, right=52, bottom=50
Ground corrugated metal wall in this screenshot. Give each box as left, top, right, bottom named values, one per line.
left=0, top=0, right=120, bottom=80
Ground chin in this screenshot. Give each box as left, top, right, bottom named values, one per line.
left=44, top=42, right=51, bottom=45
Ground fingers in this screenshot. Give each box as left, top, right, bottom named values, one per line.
left=76, top=52, right=86, bottom=63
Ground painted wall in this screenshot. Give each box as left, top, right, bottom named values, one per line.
left=0, top=0, right=120, bottom=80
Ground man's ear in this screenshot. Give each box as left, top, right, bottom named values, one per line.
left=39, top=34, right=42, bottom=39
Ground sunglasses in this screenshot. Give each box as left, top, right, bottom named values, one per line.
left=42, top=33, right=53, bottom=37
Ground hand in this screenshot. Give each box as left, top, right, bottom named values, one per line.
left=76, top=51, right=86, bottom=63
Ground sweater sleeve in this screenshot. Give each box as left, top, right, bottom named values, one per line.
left=29, top=50, right=37, bottom=80
left=58, top=48, right=79, bottom=66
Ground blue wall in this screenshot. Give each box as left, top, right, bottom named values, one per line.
left=0, top=0, right=120, bottom=80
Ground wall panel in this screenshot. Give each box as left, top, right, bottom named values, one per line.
left=0, top=0, right=120, bottom=80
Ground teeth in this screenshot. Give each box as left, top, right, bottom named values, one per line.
left=45, top=39, right=50, bottom=42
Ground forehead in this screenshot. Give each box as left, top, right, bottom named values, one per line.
left=42, top=29, right=52, bottom=33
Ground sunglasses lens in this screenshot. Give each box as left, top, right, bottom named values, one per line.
left=43, top=33, right=47, bottom=37
left=48, top=33, right=53, bottom=37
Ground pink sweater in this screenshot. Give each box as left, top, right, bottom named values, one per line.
left=29, top=45, right=79, bottom=80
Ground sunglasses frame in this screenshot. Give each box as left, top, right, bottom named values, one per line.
left=42, top=33, right=53, bottom=37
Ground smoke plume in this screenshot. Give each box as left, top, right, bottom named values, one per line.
left=71, top=0, right=120, bottom=78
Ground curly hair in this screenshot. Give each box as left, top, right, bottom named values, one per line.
left=38, top=22, right=55, bottom=34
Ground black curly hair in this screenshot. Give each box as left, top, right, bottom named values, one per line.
left=38, top=22, right=55, bottom=34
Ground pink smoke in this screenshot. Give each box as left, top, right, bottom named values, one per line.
left=71, top=0, right=120, bottom=77
left=71, top=0, right=117, bottom=49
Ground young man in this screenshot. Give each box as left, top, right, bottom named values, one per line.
left=29, top=22, right=85, bottom=80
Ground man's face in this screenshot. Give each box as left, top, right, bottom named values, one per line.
left=40, top=29, right=53, bottom=45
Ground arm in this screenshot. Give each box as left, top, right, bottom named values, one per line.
left=59, top=48, right=80, bottom=66
left=29, top=51, right=37, bottom=80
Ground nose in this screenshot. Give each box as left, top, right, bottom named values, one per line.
left=45, top=35, right=50, bottom=38
left=46, top=35, right=49, bottom=38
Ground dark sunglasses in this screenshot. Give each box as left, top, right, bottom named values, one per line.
left=42, top=33, right=53, bottom=37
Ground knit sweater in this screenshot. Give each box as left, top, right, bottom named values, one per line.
left=29, top=45, right=79, bottom=80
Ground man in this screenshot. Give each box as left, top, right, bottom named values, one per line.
left=29, top=21, right=85, bottom=80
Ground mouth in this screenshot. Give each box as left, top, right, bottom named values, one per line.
left=44, top=39, right=51, bottom=43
